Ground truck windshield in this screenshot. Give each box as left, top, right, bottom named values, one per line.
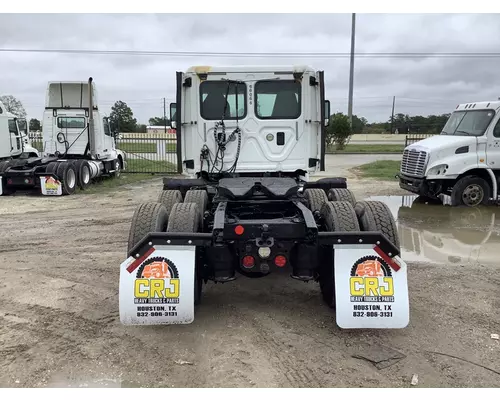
left=17, top=119, right=27, bottom=135
left=200, top=81, right=246, bottom=120
left=441, top=110, right=495, bottom=137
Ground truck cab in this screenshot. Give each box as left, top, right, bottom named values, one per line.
left=42, top=81, right=118, bottom=160
left=398, top=101, right=500, bottom=206
left=170, top=65, right=330, bottom=181
left=0, top=102, right=40, bottom=160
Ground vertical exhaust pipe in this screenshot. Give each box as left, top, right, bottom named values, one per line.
left=88, top=77, right=96, bottom=158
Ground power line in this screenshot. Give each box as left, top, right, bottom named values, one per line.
left=2, top=48, right=500, bottom=58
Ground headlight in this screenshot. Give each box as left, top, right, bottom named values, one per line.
left=427, top=164, right=448, bottom=176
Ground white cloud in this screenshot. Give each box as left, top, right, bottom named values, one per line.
left=0, top=13, right=499, bottom=123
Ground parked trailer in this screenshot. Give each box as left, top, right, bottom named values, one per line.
left=119, top=65, right=409, bottom=329
left=0, top=77, right=126, bottom=196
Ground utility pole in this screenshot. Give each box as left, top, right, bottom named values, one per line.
left=163, top=97, right=167, bottom=133
left=347, top=13, right=356, bottom=127
left=390, top=96, right=396, bottom=134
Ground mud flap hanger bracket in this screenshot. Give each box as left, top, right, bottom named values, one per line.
left=128, top=231, right=400, bottom=262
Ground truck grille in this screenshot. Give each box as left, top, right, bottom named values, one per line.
left=401, top=149, right=428, bottom=177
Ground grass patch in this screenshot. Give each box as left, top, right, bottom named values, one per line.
left=126, top=158, right=177, bottom=174
left=165, top=143, right=176, bottom=153
left=31, top=140, right=177, bottom=154
left=327, top=144, right=404, bottom=153
left=81, top=174, right=159, bottom=194
left=117, top=142, right=157, bottom=153
left=353, top=160, right=401, bottom=181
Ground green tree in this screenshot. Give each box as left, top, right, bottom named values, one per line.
left=136, top=124, right=147, bottom=133
left=0, top=95, right=27, bottom=118
left=351, top=115, right=368, bottom=134
left=29, top=118, right=41, bottom=131
left=109, top=101, right=137, bottom=132
left=148, top=116, right=170, bottom=126
left=327, top=112, right=352, bottom=150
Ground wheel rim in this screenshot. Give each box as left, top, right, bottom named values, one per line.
left=66, top=168, right=76, bottom=188
left=115, top=160, right=121, bottom=177
left=82, top=166, right=90, bottom=184
left=462, top=184, right=484, bottom=206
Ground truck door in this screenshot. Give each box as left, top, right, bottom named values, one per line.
left=486, top=110, right=500, bottom=169
left=8, top=118, right=22, bottom=155
left=195, top=72, right=309, bottom=174
left=249, top=77, right=307, bottom=172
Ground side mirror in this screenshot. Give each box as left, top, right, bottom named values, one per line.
left=170, top=103, right=177, bottom=129
left=324, top=100, right=330, bottom=126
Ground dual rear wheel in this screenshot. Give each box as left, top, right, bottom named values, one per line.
left=303, top=188, right=400, bottom=309
left=128, top=189, right=209, bottom=305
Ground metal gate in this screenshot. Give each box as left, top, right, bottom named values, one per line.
left=405, top=134, right=435, bottom=147
left=116, top=137, right=178, bottom=174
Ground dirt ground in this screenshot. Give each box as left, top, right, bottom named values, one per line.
left=1, top=157, right=499, bottom=388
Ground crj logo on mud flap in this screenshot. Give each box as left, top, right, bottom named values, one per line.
left=133, top=257, right=180, bottom=304
left=349, top=256, right=395, bottom=302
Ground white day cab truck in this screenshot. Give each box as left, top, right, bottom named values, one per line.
left=0, top=101, right=41, bottom=165
left=398, top=101, right=500, bottom=207
left=0, top=77, right=126, bottom=196
left=119, top=65, right=410, bottom=330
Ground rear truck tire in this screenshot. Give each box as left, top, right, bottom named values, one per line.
left=127, top=202, right=169, bottom=254
left=0, top=161, right=14, bottom=195
left=158, top=189, right=183, bottom=215
left=46, top=161, right=59, bottom=175
left=327, top=188, right=356, bottom=206
left=319, top=201, right=360, bottom=308
left=183, top=189, right=208, bottom=227
left=0, top=160, right=10, bottom=173
left=56, top=161, right=77, bottom=195
left=167, top=202, right=203, bottom=305
left=354, top=200, right=400, bottom=251
left=72, top=160, right=92, bottom=190
left=112, top=158, right=121, bottom=178
left=450, top=175, right=491, bottom=207
left=304, top=188, right=328, bottom=213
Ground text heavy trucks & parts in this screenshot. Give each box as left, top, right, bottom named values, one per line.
left=119, top=66, right=410, bottom=329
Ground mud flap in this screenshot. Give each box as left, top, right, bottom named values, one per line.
left=334, top=244, right=409, bottom=329
left=40, top=175, right=62, bottom=196
left=119, top=245, right=195, bottom=325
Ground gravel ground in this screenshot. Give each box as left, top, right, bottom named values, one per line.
left=0, top=154, right=498, bottom=388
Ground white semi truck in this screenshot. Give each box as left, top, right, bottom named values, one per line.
left=119, top=65, right=410, bottom=330
left=0, top=77, right=126, bottom=196
left=398, top=100, right=500, bottom=207
left=0, top=101, right=40, bottom=158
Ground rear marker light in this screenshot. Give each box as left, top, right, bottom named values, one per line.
left=235, top=225, right=245, bottom=235
left=274, top=255, right=287, bottom=268
left=242, top=255, right=255, bottom=268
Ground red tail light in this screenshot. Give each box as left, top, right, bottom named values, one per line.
left=235, top=225, right=245, bottom=235
left=274, top=255, right=287, bottom=268
left=242, top=255, right=255, bottom=268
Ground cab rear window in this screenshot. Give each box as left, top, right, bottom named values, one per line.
left=57, top=117, right=86, bottom=129
left=255, top=80, right=301, bottom=119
